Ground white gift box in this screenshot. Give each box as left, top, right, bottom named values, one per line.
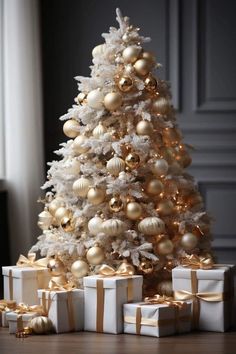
left=172, top=265, right=235, bottom=332
left=84, top=275, right=143, bottom=334
left=6, top=311, right=38, bottom=334
left=2, top=266, right=51, bottom=305
left=1, top=310, right=11, bottom=327
left=38, top=289, right=84, bottom=333
left=123, top=301, right=191, bottom=337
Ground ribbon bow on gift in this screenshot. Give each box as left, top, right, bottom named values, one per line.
left=181, top=254, right=214, bottom=270
left=16, top=253, right=48, bottom=269
left=144, top=294, right=187, bottom=309
left=0, top=299, right=17, bottom=313
left=98, top=263, right=135, bottom=277
left=14, top=303, right=45, bottom=316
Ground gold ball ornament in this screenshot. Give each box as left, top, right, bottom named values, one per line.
left=153, top=97, right=170, bottom=115
left=181, top=233, right=198, bottom=251
left=54, top=207, right=70, bottom=222
left=88, top=216, right=103, bottom=235
left=48, top=197, right=64, bottom=216
left=63, top=119, right=80, bottom=138
left=92, top=123, right=107, bottom=138
left=87, top=187, right=106, bottom=205
left=138, top=259, right=154, bottom=274
left=134, top=59, right=152, bottom=76
left=125, top=152, right=140, bottom=169
left=87, top=89, right=104, bottom=109
left=136, top=120, right=153, bottom=136
left=104, top=92, right=122, bottom=111
left=86, top=245, right=105, bottom=265
left=126, top=202, right=142, bottom=220
left=101, top=218, right=127, bottom=236
left=117, top=260, right=135, bottom=275
left=37, top=208, right=53, bottom=230
left=159, top=147, right=176, bottom=164
left=30, top=316, right=54, bottom=334
left=156, top=280, right=173, bottom=297
left=73, top=135, right=89, bottom=154
left=157, top=239, right=174, bottom=255
left=146, top=179, right=164, bottom=195
left=47, top=258, right=65, bottom=276
left=71, top=259, right=89, bottom=278
left=109, top=196, right=124, bottom=212
left=157, top=200, right=175, bottom=216
left=118, top=76, right=133, bottom=92
left=142, top=51, right=156, bottom=65
left=176, top=149, right=192, bottom=168
left=122, top=46, right=141, bottom=63
left=106, top=156, right=125, bottom=176
left=64, top=158, right=81, bottom=175
left=138, top=217, right=165, bottom=235
left=152, top=158, right=169, bottom=176
left=162, top=128, right=181, bottom=147
left=60, top=216, right=75, bottom=232
left=73, top=177, right=91, bottom=197
left=144, top=75, right=158, bottom=92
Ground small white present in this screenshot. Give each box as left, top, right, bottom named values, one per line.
left=84, top=267, right=143, bottom=334
left=172, top=257, right=235, bottom=332
left=38, top=289, right=84, bottom=333
left=123, top=297, right=191, bottom=337
left=0, top=300, right=17, bottom=327
left=6, top=311, right=38, bottom=334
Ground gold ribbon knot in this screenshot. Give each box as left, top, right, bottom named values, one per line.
left=181, top=254, right=214, bottom=270
left=16, top=253, right=48, bottom=269
left=98, top=263, right=134, bottom=276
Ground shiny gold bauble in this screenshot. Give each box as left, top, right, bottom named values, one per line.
left=101, top=218, right=127, bottom=236
left=48, top=197, right=64, bottom=216
left=118, top=76, right=133, bottom=92
left=73, top=135, right=89, bottom=154
left=125, top=152, right=140, bottom=169
left=54, top=207, right=70, bottom=222
left=63, top=119, right=80, bottom=138
left=144, top=75, right=157, bottom=92
left=138, top=259, right=154, bottom=274
left=136, top=120, right=153, bottom=135
left=142, top=51, right=156, bottom=65
left=138, top=217, right=165, bottom=235
left=117, top=260, right=135, bottom=275
left=156, top=239, right=174, bottom=255
left=109, top=196, right=124, bottom=212
left=38, top=208, right=53, bottom=230
left=73, top=177, right=91, bottom=197
left=156, top=280, right=173, bottom=297
left=47, top=258, right=65, bottom=276
left=134, top=59, right=152, bottom=76
left=92, top=123, right=107, bottom=138
left=60, top=216, right=75, bottom=232
left=152, top=97, right=170, bottom=114
left=87, top=187, right=106, bottom=205
left=152, top=158, right=169, bottom=176
left=87, top=89, right=104, bottom=109
left=86, top=245, right=105, bottom=265
left=146, top=179, right=164, bottom=195
left=104, top=92, right=122, bottom=111
left=176, top=150, right=192, bottom=168
left=181, top=233, right=198, bottom=251
left=106, top=156, right=125, bottom=176
left=30, top=316, right=54, bottom=334
left=162, top=127, right=181, bottom=147
left=71, top=259, right=89, bottom=278
left=76, top=92, right=87, bottom=105
left=126, top=202, right=142, bottom=220
left=122, top=46, right=141, bottom=63
left=157, top=200, right=175, bottom=216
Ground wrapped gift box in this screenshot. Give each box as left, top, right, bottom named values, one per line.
left=172, top=264, right=235, bottom=332
left=2, top=266, right=51, bottom=305
left=0, top=300, right=17, bottom=327
left=38, top=289, right=84, bottom=333
left=123, top=301, right=191, bottom=337
left=6, top=311, right=38, bottom=334
left=84, top=275, right=143, bottom=334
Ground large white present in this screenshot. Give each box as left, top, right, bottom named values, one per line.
left=123, top=298, right=191, bottom=337
left=6, top=311, right=38, bottom=334
left=172, top=260, right=235, bottom=332
left=84, top=272, right=143, bottom=334
left=38, top=289, right=84, bottom=333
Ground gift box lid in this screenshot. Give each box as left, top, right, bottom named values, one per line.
left=6, top=311, right=38, bottom=321
left=172, top=264, right=235, bottom=281
left=83, top=275, right=143, bottom=289
left=37, top=288, right=84, bottom=302
left=2, top=266, right=49, bottom=279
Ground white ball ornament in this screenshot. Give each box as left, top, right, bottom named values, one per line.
left=54, top=207, right=70, bottom=222
left=64, top=158, right=80, bottom=175
left=73, top=135, right=89, bottom=154
left=87, top=89, right=104, bottom=109
left=136, top=120, right=153, bottom=136
left=104, top=92, right=122, bottom=111
left=48, top=197, right=64, bottom=216
left=93, top=123, right=107, bottom=138
left=181, top=233, right=198, bottom=251
left=30, top=316, right=54, bottom=334
left=92, top=44, right=105, bottom=58
left=87, top=187, right=105, bottom=205
left=134, top=59, right=152, bottom=76
left=138, top=217, right=165, bottom=235
left=122, top=46, right=141, bottom=63
left=63, top=119, right=80, bottom=138
left=106, top=156, right=125, bottom=176
left=88, top=216, right=103, bottom=235
left=73, top=177, right=91, bottom=197
left=102, top=219, right=127, bottom=236
left=71, top=260, right=89, bottom=278
left=152, top=159, right=169, bottom=176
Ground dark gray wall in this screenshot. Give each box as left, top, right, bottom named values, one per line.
left=41, top=0, right=236, bottom=263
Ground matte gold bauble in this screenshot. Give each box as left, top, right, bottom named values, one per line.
left=162, top=127, right=181, bottom=147
left=87, top=89, right=104, bottom=109
left=181, top=233, right=198, bottom=251
left=106, top=156, right=125, bottom=176
left=73, top=135, right=89, bottom=154
left=38, top=208, right=53, bottom=230
left=152, top=97, right=170, bottom=114
left=156, top=280, right=173, bottom=297
left=138, top=217, right=165, bottom=235
left=157, top=200, right=175, bottom=216
left=104, top=92, right=122, bottom=111
left=47, top=258, right=65, bottom=276
left=109, top=196, right=124, bottom=212
left=176, top=149, right=192, bottom=168
left=63, top=119, right=80, bottom=138
left=142, top=51, right=156, bottom=65
left=88, top=216, right=103, bottom=235
left=30, top=316, right=54, bottom=334
left=117, top=260, right=135, bottom=275
left=73, top=177, right=91, bottom=197
left=146, top=179, right=164, bottom=195
left=126, top=202, right=142, bottom=220
left=48, top=197, right=64, bottom=216
left=86, top=245, right=105, bottom=265
left=61, top=216, right=75, bottom=232
left=71, top=259, right=89, bottom=278
left=125, top=152, right=140, bottom=169
left=118, top=76, right=133, bottom=92
left=101, top=218, right=127, bottom=236
left=157, top=239, right=174, bottom=255
left=138, top=259, right=154, bottom=274
left=87, top=187, right=105, bottom=205
left=76, top=92, right=87, bottom=105
left=92, top=123, right=107, bottom=138
left=134, top=59, right=152, bottom=76
left=54, top=207, right=70, bottom=222
left=122, top=46, right=141, bottom=63
left=144, top=75, right=157, bottom=92
left=152, top=158, right=169, bottom=176
left=136, top=120, right=153, bottom=135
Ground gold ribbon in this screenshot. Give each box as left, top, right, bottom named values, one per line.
left=16, top=253, right=48, bottom=269
left=98, top=263, right=134, bottom=277
left=11, top=303, right=45, bottom=332
left=181, top=254, right=214, bottom=270
left=9, top=269, right=13, bottom=301
left=0, top=299, right=17, bottom=311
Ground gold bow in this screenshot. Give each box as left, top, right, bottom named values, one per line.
left=14, top=303, right=46, bottom=316
left=16, top=253, right=48, bottom=269
left=144, top=294, right=187, bottom=309
left=98, top=263, right=134, bottom=276
left=181, top=254, right=214, bottom=270
left=0, top=299, right=17, bottom=312
left=48, top=280, right=75, bottom=292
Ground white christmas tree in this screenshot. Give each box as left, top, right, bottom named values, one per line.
left=31, top=9, right=212, bottom=296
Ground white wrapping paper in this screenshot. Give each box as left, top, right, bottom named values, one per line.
left=6, top=311, right=38, bottom=334
left=84, top=275, right=143, bottom=334
left=37, top=289, right=84, bottom=333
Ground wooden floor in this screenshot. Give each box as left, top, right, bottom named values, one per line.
left=0, top=328, right=236, bottom=354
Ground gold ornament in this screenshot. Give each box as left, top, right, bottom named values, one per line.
left=146, top=179, right=164, bottom=195
left=87, top=89, right=104, bottom=109
left=71, top=259, right=89, bottom=278
left=48, top=197, right=64, bottom=216
left=152, top=158, right=169, bottom=176
left=73, top=135, right=89, bottom=154
left=138, top=259, right=154, bottom=274
left=92, top=123, right=107, bottom=138
left=86, top=245, right=105, bottom=265
left=92, top=44, right=105, bottom=58
left=157, top=200, right=175, bottom=216
left=64, top=157, right=81, bottom=175
left=117, top=260, right=135, bottom=275
left=37, top=208, right=53, bottom=230
left=181, top=233, right=198, bottom=251
left=126, top=202, right=142, bottom=220
left=106, top=156, right=125, bottom=176
left=142, top=51, right=156, bottom=65
left=176, top=148, right=192, bottom=168
left=101, top=218, right=127, bottom=236
left=61, top=216, right=75, bottom=232
left=156, top=239, right=174, bottom=255
left=159, top=147, right=176, bottom=164
left=136, top=120, right=153, bottom=135
left=122, top=46, right=141, bottom=63
left=152, top=97, right=170, bottom=114
left=162, top=127, right=181, bottom=147
left=104, top=92, right=122, bottom=111
left=87, top=187, right=105, bottom=205
left=47, top=258, right=65, bottom=276
left=54, top=207, right=70, bottom=222
left=88, top=216, right=103, bottom=235
left=63, top=119, right=80, bottom=138
left=73, top=177, right=91, bottom=197
left=138, top=217, right=165, bottom=235
left=109, top=195, right=124, bottom=212
left=144, top=75, right=157, bottom=92
left=134, top=58, right=152, bottom=76
left=76, top=92, right=87, bottom=105
left=30, top=316, right=53, bottom=334
left=125, top=152, right=140, bottom=169
left=156, top=280, right=173, bottom=297
left=118, top=76, right=133, bottom=92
